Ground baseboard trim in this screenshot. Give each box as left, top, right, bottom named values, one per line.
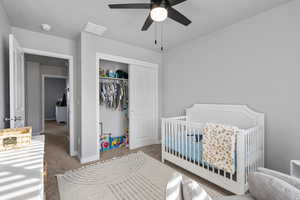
left=80, top=154, right=99, bottom=164
left=45, top=118, right=56, bottom=121
left=33, top=131, right=43, bottom=136
left=70, top=150, right=78, bottom=157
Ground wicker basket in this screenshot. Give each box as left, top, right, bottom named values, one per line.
left=0, top=127, right=32, bottom=151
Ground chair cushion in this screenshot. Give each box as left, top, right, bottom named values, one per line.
left=248, top=172, right=300, bottom=200
left=214, top=194, right=255, bottom=200
left=182, top=177, right=212, bottom=200
left=258, top=167, right=300, bottom=190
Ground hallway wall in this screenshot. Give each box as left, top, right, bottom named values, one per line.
left=45, top=78, right=66, bottom=120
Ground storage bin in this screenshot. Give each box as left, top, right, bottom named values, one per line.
left=0, top=127, right=32, bottom=151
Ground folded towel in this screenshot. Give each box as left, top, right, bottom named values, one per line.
left=202, top=123, right=239, bottom=174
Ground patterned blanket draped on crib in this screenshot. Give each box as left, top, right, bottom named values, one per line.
left=202, top=123, right=239, bottom=174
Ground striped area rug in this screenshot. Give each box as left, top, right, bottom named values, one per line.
left=57, top=152, right=223, bottom=200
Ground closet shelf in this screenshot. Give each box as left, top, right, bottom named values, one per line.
left=100, top=77, right=128, bottom=81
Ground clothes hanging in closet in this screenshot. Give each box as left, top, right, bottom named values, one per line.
left=100, top=80, right=128, bottom=111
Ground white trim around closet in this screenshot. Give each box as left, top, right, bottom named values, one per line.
left=96, top=52, right=159, bottom=154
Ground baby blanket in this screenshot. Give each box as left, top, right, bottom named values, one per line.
left=202, top=123, right=239, bottom=174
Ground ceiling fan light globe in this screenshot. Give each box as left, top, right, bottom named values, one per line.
left=150, top=7, right=168, bottom=22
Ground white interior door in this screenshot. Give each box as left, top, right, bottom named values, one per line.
left=9, top=34, right=25, bottom=128
left=129, top=64, right=158, bottom=149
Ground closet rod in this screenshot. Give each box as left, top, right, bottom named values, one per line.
left=100, top=77, right=128, bottom=81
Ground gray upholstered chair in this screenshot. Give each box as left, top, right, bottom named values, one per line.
left=215, top=167, right=300, bottom=200
left=166, top=168, right=300, bottom=200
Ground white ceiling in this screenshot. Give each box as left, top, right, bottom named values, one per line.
left=1, top=0, right=291, bottom=51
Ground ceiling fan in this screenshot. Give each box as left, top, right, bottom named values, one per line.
left=108, top=0, right=192, bottom=31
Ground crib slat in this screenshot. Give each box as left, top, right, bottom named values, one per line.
left=172, top=122, right=175, bottom=155
left=171, top=121, right=173, bottom=155
left=198, top=130, right=200, bottom=166
left=189, top=126, right=192, bottom=163
left=250, top=130, right=252, bottom=172
left=169, top=121, right=171, bottom=154
left=252, top=130, right=254, bottom=171
left=193, top=128, right=196, bottom=164
left=174, top=122, right=177, bottom=156
left=246, top=132, right=248, bottom=181
left=166, top=121, right=168, bottom=153
left=165, top=121, right=168, bottom=153
left=177, top=123, right=179, bottom=157
left=247, top=132, right=250, bottom=180
left=173, top=122, right=176, bottom=156
left=180, top=123, right=183, bottom=159
left=175, top=122, right=177, bottom=156
left=254, top=129, right=256, bottom=171
left=185, top=123, right=188, bottom=161
left=164, top=121, right=166, bottom=152
left=255, top=128, right=258, bottom=171
left=162, top=119, right=165, bottom=153
left=178, top=122, right=180, bottom=158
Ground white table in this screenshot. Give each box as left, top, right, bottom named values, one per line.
left=291, top=160, right=300, bottom=179
left=0, top=135, right=45, bottom=200
left=56, top=106, right=67, bottom=123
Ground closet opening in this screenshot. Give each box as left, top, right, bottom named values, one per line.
left=99, top=59, right=129, bottom=156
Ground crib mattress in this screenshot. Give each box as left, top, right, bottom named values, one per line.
left=165, top=135, right=203, bottom=163
left=165, top=134, right=237, bottom=170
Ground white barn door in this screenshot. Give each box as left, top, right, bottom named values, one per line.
left=129, top=64, right=158, bottom=149
left=8, top=34, right=25, bottom=128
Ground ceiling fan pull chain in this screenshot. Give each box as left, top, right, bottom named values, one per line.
left=161, top=22, right=164, bottom=51
left=155, top=23, right=157, bottom=45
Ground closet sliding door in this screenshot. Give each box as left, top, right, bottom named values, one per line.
left=129, top=64, right=158, bottom=149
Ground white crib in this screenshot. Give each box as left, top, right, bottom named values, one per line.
left=161, top=104, right=264, bottom=194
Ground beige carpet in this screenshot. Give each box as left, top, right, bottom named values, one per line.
left=45, top=135, right=230, bottom=200
left=44, top=120, right=68, bottom=137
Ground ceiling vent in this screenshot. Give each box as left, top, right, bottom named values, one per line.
left=84, top=22, right=107, bottom=36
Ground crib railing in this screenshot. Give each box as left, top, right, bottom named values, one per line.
left=161, top=117, right=264, bottom=194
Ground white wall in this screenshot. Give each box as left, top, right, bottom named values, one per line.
left=0, top=2, right=11, bottom=129
left=12, top=27, right=80, bottom=153
left=80, top=32, right=162, bottom=162
left=163, top=0, right=300, bottom=173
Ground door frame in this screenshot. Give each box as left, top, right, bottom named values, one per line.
left=41, top=75, right=68, bottom=129
left=23, top=48, right=76, bottom=157
left=96, top=52, right=159, bottom=153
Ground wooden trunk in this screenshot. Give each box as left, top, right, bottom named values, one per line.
left=0, top=127, right=32, bottom=151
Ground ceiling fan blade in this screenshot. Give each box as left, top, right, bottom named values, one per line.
left=169, top=0, right=187, bottom=6
left=108, top=3, right=151, bottom=9
left=141, top=15, right=153, bottom=31
left=167, top=7, right=191, bottom=26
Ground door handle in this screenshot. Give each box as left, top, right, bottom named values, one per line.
left=14, top=116, right=22, bottom=121
left=5, top=116, right=22, bottom=121
left=4, top=117, right=13, bottom=121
